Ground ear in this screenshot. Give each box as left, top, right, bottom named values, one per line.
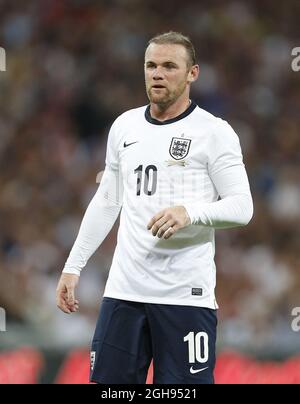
left=187, top=64, right=200, bottom=84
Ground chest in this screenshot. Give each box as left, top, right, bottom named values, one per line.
left=118, top=125, right=209, bottom=173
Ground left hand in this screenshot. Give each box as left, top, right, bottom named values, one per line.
left=147, top=206, right=191, bottom=240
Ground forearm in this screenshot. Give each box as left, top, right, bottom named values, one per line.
left=184, top=193, right=253, bottom=229
left=184, top=163, right=253, bottom=229
left=63, top=168, right=122, bottom=276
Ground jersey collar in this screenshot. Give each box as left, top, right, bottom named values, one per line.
left=145, top=100, right=197, bottom=125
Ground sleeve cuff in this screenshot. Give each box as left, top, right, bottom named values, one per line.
left=183, top=203, right=198, bottom=225
left=62, top=268, right=81, bottom=277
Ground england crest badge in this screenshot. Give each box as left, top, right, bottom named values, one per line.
left=169, top=136, right=192, bottom=160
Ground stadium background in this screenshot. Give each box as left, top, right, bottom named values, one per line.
left=0, top=0, right=299, bottom=383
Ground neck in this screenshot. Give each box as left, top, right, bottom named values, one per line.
left=150, top=96, right=191, bottom=122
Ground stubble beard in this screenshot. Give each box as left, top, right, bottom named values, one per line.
left=146, top=80, right=187, bottom=110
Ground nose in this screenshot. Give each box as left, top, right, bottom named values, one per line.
left=152, top=66, right=164, bottom=80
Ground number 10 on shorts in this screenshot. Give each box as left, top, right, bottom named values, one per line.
left=184, top=331, right=209, bottom=363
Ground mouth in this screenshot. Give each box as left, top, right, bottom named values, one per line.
left=151, top=84, right=166, bottom=89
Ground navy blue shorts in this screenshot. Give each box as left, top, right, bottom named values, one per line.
left=90, top=297, right=217, bottom=384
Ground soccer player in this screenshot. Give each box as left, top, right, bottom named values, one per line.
left=56, top=32, right=253, bottom=384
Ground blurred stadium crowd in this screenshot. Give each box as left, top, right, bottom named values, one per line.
left=0, top=0, right=300, bottom=358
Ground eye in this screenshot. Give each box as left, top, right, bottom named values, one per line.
left=164, top=63, right=177, bottom=70
left=146, top=63, right=156, bottom=69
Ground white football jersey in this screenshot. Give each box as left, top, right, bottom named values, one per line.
left=98, top=101, right=252, bottom=309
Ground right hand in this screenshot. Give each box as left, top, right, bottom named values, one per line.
left=56, top=273, right=80, bottom=314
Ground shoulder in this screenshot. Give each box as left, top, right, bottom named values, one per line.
left=111, top=105, right=148, bottom=129
left=193, top=105, right=239, bottom=145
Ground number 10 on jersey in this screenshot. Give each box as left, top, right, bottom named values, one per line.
left=184, top=331, right=209, bottom=363
left=134, top=165, right=158, bottom=196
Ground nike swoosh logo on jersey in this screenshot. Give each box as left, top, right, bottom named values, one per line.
left=123, top=141, right=138, bottom=148
left=190, top=366, right=208, bottom=374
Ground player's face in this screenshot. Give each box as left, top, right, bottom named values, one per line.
left=144, top=43, right=194, bottom=106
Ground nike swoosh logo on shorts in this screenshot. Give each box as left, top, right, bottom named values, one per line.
left=123, top=141, right=138, bottom=148
left=190, top=366, right=208, bottom=374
